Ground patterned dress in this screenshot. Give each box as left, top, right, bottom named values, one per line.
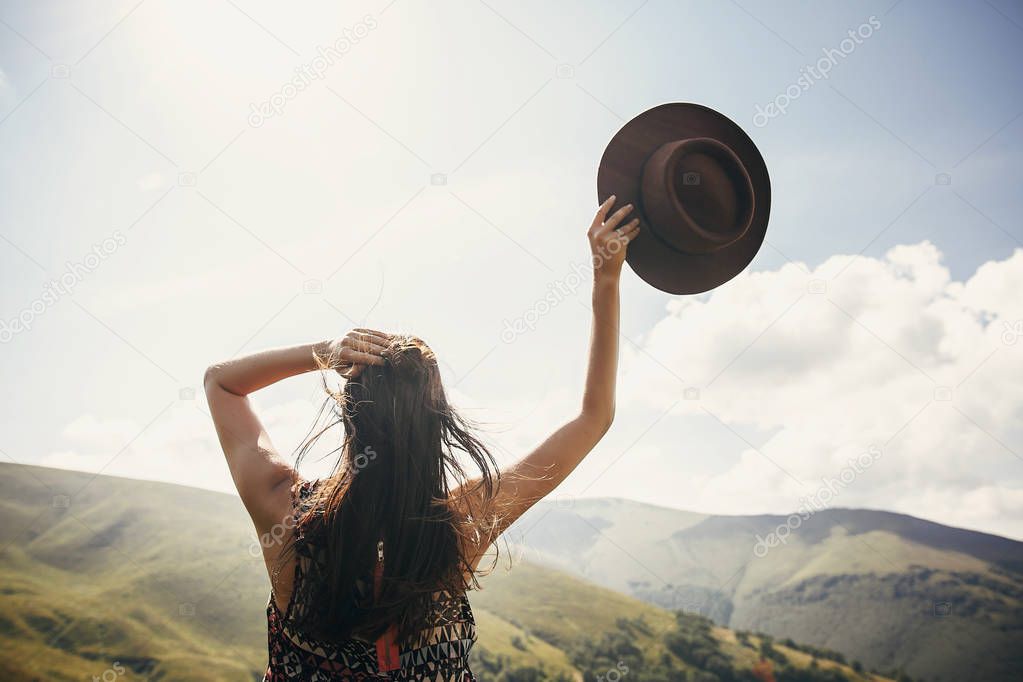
left=264, top=481, right=478, bottom=681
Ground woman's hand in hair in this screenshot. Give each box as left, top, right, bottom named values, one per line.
left=327, top=328, right=392, bottom=378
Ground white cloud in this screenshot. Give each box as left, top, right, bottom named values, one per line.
left=619, top=242, right=1023, bottom=538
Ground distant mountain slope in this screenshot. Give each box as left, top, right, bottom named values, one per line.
left=511, top=498, right=1023, bottom=682
left=0, top=463, right=891, bottom=681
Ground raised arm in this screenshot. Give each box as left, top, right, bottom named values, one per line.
left=462, top=197, right=640, bottom=560
left=203, top=331, right=388, bottom=532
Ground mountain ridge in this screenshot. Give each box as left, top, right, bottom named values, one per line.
left=542, top=494, right=1022, bottom=545
left=511, top=497, right=1023, bottom=681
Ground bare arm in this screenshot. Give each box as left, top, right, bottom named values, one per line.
left=204, top=331, right=389, bottom=532
left=460, top=197, right=640, bottom=560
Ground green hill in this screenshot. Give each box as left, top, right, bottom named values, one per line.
left=0, top=463, right=892, bottom=681
left=511, top=498, right=1023, bottom=682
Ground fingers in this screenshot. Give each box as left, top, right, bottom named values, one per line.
left=339, top=363, right=363, bottom=379
left=613, top=219, right=638, bottom=244
left=590, top=195, right=617, bottom=230
left=617, top=218, right=641, bottom=239
left=596, top=204, right=635, bottom=235
left=608, top=219, right=641, bottom=248
left=347, top=332, right=389, bottom=355
left=340, top=329, right=392, bottom=360
left=345, top=349, right=387, bottom=366
left=354, top=328, right=392, bottom=343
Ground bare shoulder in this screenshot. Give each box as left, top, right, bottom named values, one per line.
left=251, top=474, right=304, bottom=540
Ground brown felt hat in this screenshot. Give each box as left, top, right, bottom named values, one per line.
left=598, top=103, right=771, bottom=294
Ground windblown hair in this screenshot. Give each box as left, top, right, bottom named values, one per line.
left=279, top=335, right=500, bottom=643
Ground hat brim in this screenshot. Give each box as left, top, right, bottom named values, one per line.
left=597, top=103, right=771, bottom=295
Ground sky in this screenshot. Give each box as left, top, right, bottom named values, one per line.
left=1, top=0, right=1021, bottom=540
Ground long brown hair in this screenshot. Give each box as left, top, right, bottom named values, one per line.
left=281, top=335, right=500, bottom=643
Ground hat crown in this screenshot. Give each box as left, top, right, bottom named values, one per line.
left=640, top=137, right=755, bottom=255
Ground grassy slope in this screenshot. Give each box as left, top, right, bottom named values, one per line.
left=474, top=559, right=679, bottom=674
left=470, top=608, right=577, bottom=677
left=515, top=498, right=1023, bottom=681
left=0, top=463, right=891, bottom=681
left=475, top=561, right=889, bottom=682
